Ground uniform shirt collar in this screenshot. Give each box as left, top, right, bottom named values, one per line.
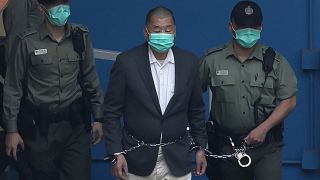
left=249, top=43, right=263, bottom=61
left=225, top=41, right=264, bottom=62
left=148, top=47, right=175, bottom=65
left=39, top=22, right=72, bottom=41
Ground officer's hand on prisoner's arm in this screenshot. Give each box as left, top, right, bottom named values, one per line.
left=91, top=122, right=103, bottom=145
left=112, top=154, right=128, bottom=180
left=244, top=125, right=268, bottom=145
left=195, top=149, right=207, bottom=176
left=5, top=132, right=24, bottom=161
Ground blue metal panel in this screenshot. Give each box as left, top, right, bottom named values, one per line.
left=301, top=49, right=320, bottom=70
left=301, top=0, right=320, bottom=171
left=67, top=0, right=320, bottom=179
left=90, top=60, right=114, bottom=180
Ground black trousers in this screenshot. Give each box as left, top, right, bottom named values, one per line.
left=1, top=131, right=34, bottom=180
left=0, top=131, right=8, bottom=178
left=206, top=137, right=283, bottom=180
left=23, top=121, right=91, bottom=180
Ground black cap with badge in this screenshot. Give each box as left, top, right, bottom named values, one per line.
left=230, top=1, right=263, bottom=28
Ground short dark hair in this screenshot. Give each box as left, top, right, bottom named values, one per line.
left=145, top=6, right=175, bottom=25
left=38, top=0, right=69, bottom=5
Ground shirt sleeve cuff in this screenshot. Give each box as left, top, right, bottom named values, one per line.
left=91, top=105, right=103, bottom=121
left=6, top=120, right=18, bottom=133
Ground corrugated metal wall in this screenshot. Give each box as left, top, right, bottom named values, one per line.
left=68, top=0, right=320, bottom=179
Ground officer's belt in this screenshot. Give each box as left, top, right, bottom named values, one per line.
left=21, top=97, right=83, bottom=123
left=210, top=122, right=248, bottom=147
left=215, top=131, right=247, bottom=147
left=211, top=121, right=280, bottom=146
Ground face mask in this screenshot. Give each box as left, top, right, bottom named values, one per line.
left=233, top=27, right=261, bottom=48
left=148, top=33, right=175, bottom=53
left=47, top=4, right=70, bottom=27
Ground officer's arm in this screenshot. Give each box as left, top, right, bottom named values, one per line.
left=3, top=37, right=28, bottom=132
left=257, top=57, right=297, bottom=133
left=103, top=54, right=126, bottom=155
left=82, top=33, right=104, bottom=122
left=188, top=57, right=207, bottom=148
left=257, top=96, right=296, bottom=134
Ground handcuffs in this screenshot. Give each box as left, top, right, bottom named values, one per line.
left=229, top=137, right=252, bottom=168
left=104, top=129, right=253, bottom=168
left=235, top=151, right=252, bottom=168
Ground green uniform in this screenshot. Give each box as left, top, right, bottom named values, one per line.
left=3, top=23, right=103, bottom=132
left=200, top=42, right=297, bottom=134
left=3, top=22, right=103, bottom=180
left=200, top=42, right=297, bottom=180
left=1, top=0, right=42, bottom=129
left=1, top=1, right=42, bottom=179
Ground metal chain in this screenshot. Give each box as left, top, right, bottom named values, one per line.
left=121, top=136, right=179, bottom=155
left=104, top=131, right=255, bottom=166
left=189, top=134, right=253, bottom=159
left=103, top=133, right=180, bottom=161
left=189, top=135, right=253, bottom=167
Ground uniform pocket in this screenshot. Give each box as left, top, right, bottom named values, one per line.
left=68, top=53, right=81, bottom=62
left=250, top=74, right=275, bottom=89
left=211, top=75, right=236, bottom=103
left=30, top=54, right=53, bottom=66
left=212, top=75, right=235, bottom=87
left=58, top=53, right=81, bottom=74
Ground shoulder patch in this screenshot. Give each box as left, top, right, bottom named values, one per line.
left=205, top=44, right=228, bottom=56
left=71, top=23, right=89, bottom=33
left=18, top=28, right=37, bottom=39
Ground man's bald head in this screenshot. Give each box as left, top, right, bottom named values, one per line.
left=145, top=6, right=175, bottom=26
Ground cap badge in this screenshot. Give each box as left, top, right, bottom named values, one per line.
left=245, top=6, right=253, bottom=15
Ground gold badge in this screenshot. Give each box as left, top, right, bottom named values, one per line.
left=245, top=5, right=253, bottom=15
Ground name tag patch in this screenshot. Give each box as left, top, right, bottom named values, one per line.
left=34, top=49, right=47, bottom=55
left=216, top=70, right=228, bottom=76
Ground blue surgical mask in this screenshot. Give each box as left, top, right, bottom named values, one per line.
left=233, top=27, right=261, bottom=48
left=47, top=4, right=70, bottom=27
left=148, top=33, right=175, bottom=53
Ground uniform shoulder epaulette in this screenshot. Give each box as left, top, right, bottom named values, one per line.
left=205, top=44, right=228, bottom=56
left=274, top=53, right=282, bottom=62
left=70, top=23, right=89, bottom=33
left=18, top=28, right=37, bottom=39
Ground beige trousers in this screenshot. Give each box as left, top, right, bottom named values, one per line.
left=0, top=11, right=5, bottom=37
left=127, top=147, right=192, bottom=180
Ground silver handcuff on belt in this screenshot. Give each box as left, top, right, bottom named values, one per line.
left=191, top=136, right=253, bottom=168
left=104, top=129, right=253, bottom=168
